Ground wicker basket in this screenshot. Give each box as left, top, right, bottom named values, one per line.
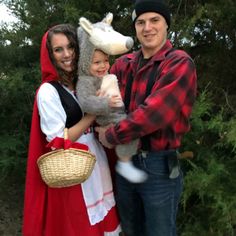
left=37, top=129, right=96, bottom=188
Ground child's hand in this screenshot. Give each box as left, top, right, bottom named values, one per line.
left=108, top=95, right=123, bottom=108
left=96, top=89, right=106, bottom=97
left=96, top=89, right=123, bottom=107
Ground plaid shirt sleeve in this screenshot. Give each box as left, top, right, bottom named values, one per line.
left=106, top=48, right=197, bottom=149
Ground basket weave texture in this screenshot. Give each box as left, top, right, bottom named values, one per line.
left=37, top=130, right=96, bottom=188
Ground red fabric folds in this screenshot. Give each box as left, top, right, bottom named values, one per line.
left=46, top=136, right=89, bottom=151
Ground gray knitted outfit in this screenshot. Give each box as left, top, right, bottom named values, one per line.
left=76, top=18, right=138, bottom=158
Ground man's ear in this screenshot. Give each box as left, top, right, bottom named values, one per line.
left=79, top=17, right=93, bottom=36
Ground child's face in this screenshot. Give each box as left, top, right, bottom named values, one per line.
left=89, top=50, right=110, bottom=78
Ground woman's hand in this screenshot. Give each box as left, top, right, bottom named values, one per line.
left=95, top=125, right=114, bottom=149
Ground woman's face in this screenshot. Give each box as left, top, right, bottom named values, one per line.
left=51, top=33, right=75, bottom=73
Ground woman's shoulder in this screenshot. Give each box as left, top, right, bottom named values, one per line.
left=37, top=82, right=59, bottom=101
left=39, top=81, right=56, bottom=91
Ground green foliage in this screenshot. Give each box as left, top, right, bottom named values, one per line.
left=0, top=65, right=40, bottom=182
left=178, top=88, right=236, bottom=235
left=226, top=119, right=236, bottom=151
left=1, top=0, right=236, bottom=235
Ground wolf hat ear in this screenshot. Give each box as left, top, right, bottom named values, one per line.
left=79, top=17, right=93, bottom=36
left=102, top=12, right=113, bottom=25
left=79, top=12, right=113, bottom=34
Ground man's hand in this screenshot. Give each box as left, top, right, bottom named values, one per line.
left=95, top=125, right=114, bottom=149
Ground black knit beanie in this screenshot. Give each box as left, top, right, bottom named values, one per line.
left=132, top=0, right=171, bottom=27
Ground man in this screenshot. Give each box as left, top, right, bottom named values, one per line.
left=96, top=0, right=197, bottom=235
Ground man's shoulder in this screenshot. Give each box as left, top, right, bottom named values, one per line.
left=115, top=51, right=139, bottom=62
left=173, top=48, right=190, bottom=57
left=111, top=51, right=140, bottom=74
left=165, top=48, right=193, bottom=64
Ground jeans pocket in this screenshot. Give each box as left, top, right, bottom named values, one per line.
left=141, top=154, right=169, bottom=176
left=167, top=152, right=180, bottom=179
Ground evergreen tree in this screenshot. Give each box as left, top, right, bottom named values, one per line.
left=0, top=0, right=236, bottom=234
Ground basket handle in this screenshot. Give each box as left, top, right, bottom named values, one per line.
left=64, top=128, right=69, bottom=140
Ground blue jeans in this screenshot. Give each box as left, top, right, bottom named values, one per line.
left=115, top=150, right=183, bottom=236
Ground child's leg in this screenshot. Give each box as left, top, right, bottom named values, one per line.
left=115, top=141, right=148, bottom=183
left=115, top=157, right=148, bottom=183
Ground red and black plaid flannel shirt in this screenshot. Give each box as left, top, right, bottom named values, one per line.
left=106, top=40, right=197, bottom=151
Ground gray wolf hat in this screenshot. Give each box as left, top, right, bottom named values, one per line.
left=132, top=0, right=171, bottom=27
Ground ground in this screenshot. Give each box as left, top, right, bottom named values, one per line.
left=0, top=181, right=23, bottom=236
left=0, top=181, right=124, bottom=236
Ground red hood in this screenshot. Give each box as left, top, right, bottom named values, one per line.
left=23, top=30, right=56, bottom=236
left=40, top=31, right=58, bottom=83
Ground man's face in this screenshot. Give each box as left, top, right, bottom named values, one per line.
left=135, top=12, right=168, bottom=57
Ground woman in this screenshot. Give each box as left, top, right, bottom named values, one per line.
left=23, top=24, right=121, bottom=236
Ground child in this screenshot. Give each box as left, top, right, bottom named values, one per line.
left=76, top=22, right=148, bottom=183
